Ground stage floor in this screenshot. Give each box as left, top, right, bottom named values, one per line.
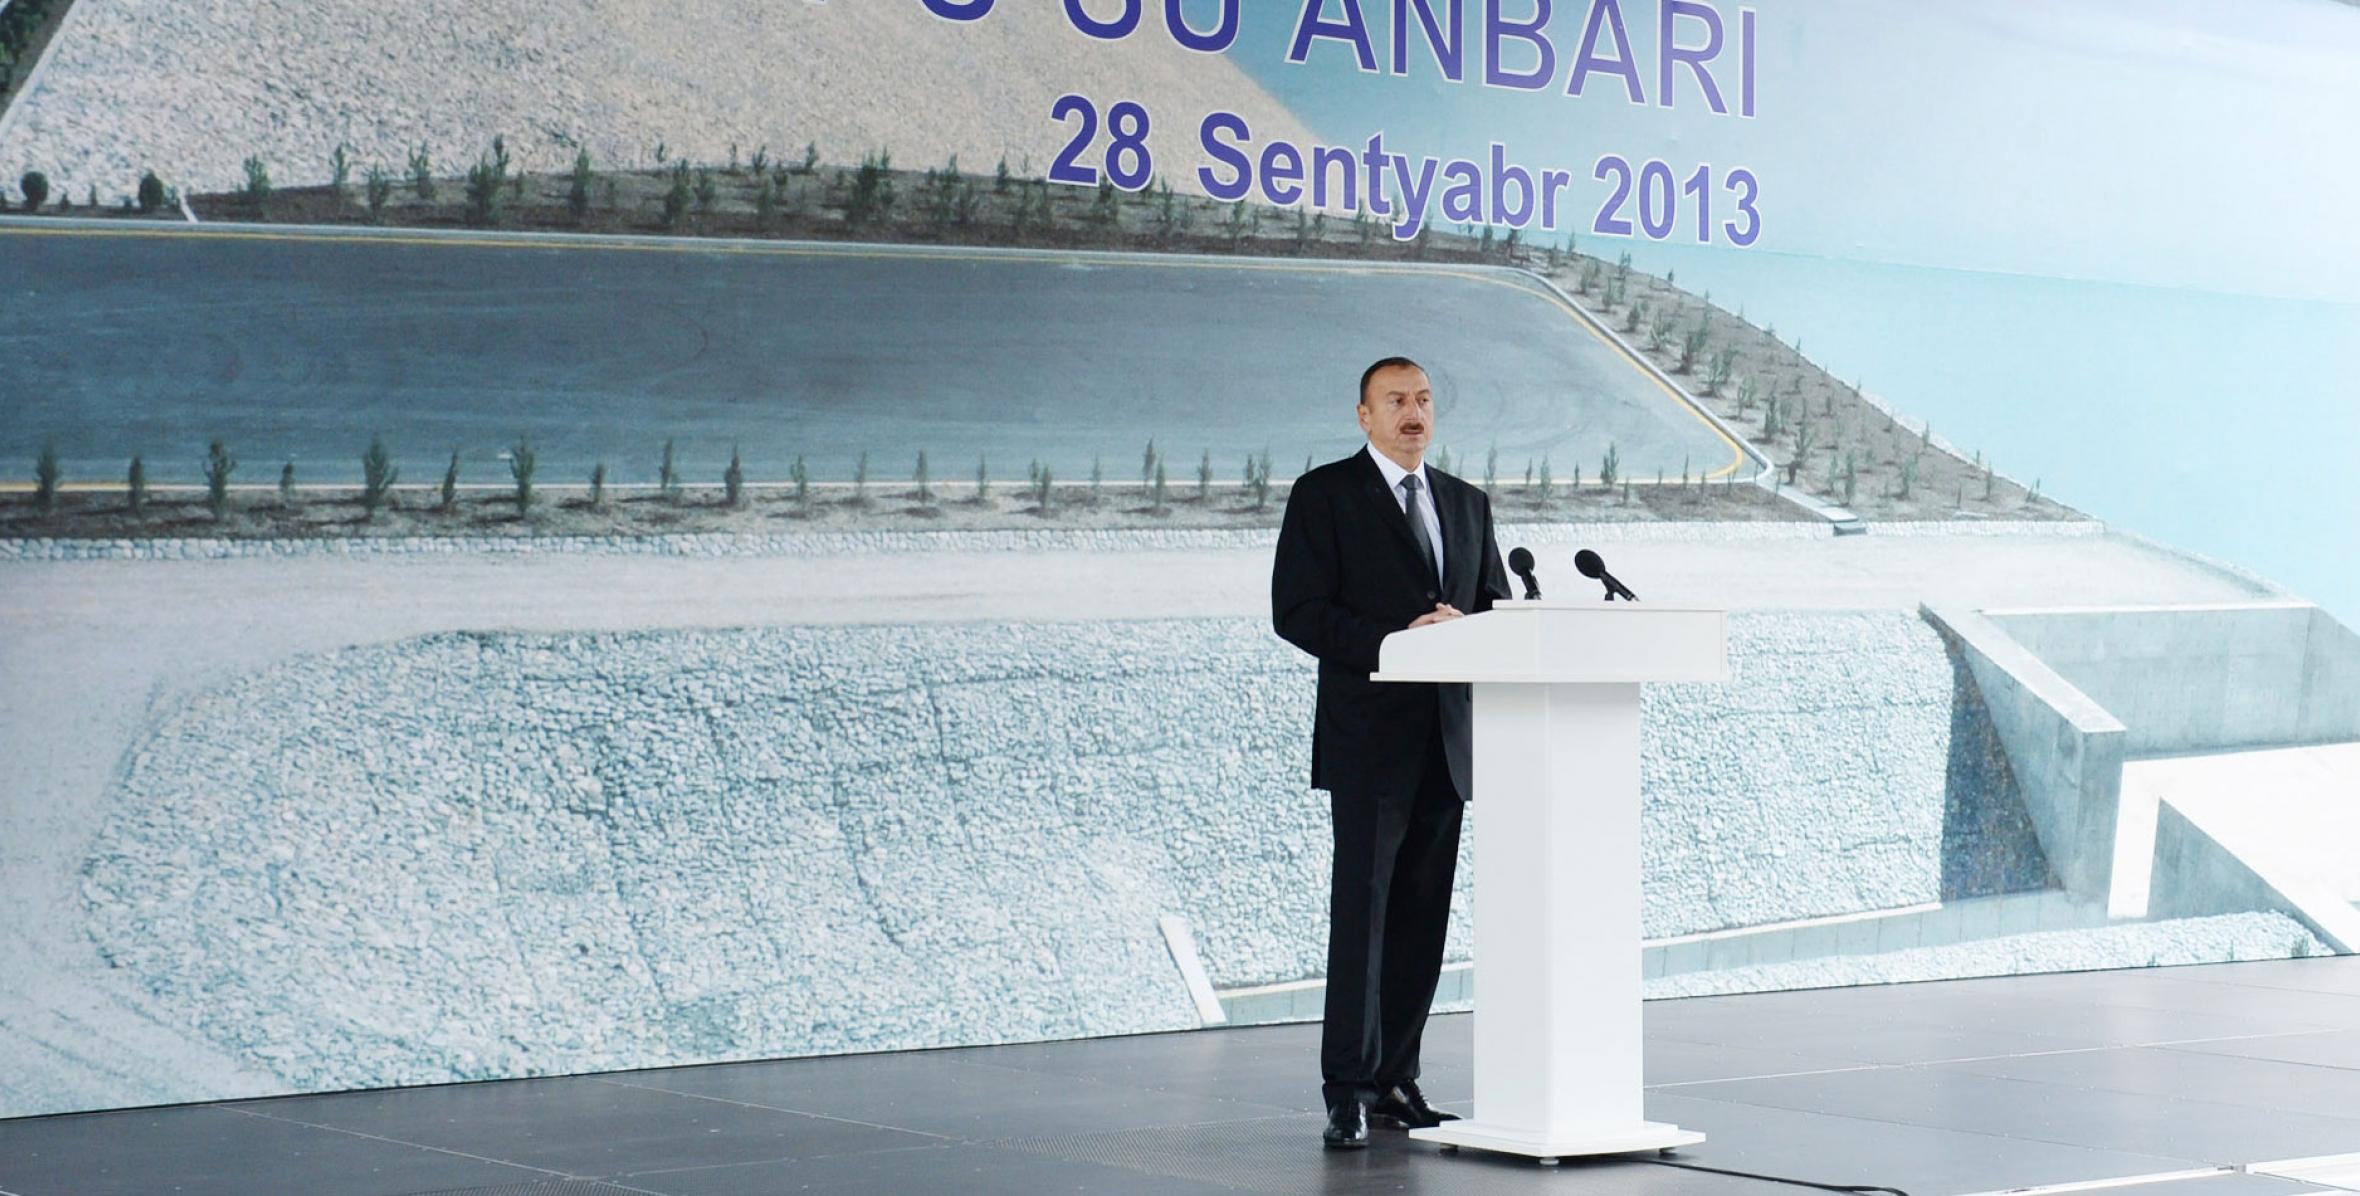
left=3, top=956, right=2357, bottom=1195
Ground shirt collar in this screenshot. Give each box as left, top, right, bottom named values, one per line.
left=1364, top=443, right=1429, bottom=495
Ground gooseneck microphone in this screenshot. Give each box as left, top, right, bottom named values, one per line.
left=1574, top=549, right=1638, bottom=602
left=1507, top=546, right=1541, bottom=599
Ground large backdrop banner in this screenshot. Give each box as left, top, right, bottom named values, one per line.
left=0, top=0, right=2355, bottom=1119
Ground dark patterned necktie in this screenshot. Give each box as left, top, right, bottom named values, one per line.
left=1400, top=475, right=1439, bottom=585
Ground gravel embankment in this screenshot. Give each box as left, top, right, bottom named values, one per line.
left=0, top=0, right=1318, bottom=202
left=69, top=608, right=2029, bottom=1101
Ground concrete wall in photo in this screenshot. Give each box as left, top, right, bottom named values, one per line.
left=1925, top=605, right=2128, bottom=903
left=1991, top=602, right=2360, bottom=754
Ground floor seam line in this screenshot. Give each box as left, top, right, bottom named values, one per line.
left=587, top=1075, right=962, bottom=1141
left=215, top=1103, right=576, bottom=1178
left=603, top=1140, right=966, bottom=1181
left=1651, top=1086, right=2237, bottom=1167
left=1949, top=1165, right=2235, bottom=1196
left=1651, top=1064, right=1887, bottom=1089
left=973, top=1108, right=1327, bottom=1146
left=1646, top=1026, right=2336, bottom=1085
left=1904, top=1028, right=2339, bottom=1068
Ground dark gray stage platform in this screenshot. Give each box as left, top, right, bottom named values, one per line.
left=3, top=956, right=2357, bottom=1195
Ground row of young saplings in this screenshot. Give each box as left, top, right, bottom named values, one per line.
left=10, top=131, right=1572, bottom=274
left=21, top=435, right=1673, bottom=520
left=19, top=437, right=1260, bottom=519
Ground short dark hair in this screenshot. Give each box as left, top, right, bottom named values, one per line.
left=1358, top=356, right=1424, bottom=407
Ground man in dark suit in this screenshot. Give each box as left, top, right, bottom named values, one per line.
left=1271, top=356, right=1512, bottom=1149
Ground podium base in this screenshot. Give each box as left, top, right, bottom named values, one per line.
left=1409, top=1119, right=1704, bottom=1162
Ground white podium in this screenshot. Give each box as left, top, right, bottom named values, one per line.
left=1373, top=600, right=1729, bottom=1163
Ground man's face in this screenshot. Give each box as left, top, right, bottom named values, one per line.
left=1358, top=364, right=1435, bottom=468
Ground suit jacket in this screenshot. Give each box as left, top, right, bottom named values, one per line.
left=1271, top=446, right=1512, bottom=802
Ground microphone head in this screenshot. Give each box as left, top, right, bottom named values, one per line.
left=1508, top=546, right=1535, bottom=576
left=1574, top=549, right=1606, bottom=579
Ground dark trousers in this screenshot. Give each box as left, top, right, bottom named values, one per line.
left=1319, top=733, right=1465, bottom=1106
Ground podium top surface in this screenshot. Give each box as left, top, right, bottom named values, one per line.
left=1371, top=601, right=1729, bottom=685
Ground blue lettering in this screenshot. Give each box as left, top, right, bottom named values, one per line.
left=1312, top=143, right=1359, bottom=210
left=1659, top=0, right=1726, bottom=112
left=1361, top=134, right=1395, bottom=218
left=1740, top=7, right=1756, bottom=116
left=1065, top=0, right=1142, bottom=39
left=1394, top=0, right=1464, bottom=80
left=1262, top=141, right=1307, bottom=206
left=1568, top=0, right=1643, bottom=103
left=1540, top=166, right=1571, bottom=229
left=1389, top=153, right=1440, bottom=239
left=1484, top=0, right=1554, bottom=91
left=1489, top=142, right=1533, bottom=228
left=1288, top=0, right=1378, bottom=71
left=1166, top=0, right=1241, bottom=52
left=1439, top=159, right=1483, bottom=223
left=1198, top=112, right=1253, bottom=201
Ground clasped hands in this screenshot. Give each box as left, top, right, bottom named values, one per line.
left=1406, top=603, right=1463, bottom=628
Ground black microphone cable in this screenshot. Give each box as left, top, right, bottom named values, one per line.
left=1639, top=1154, right=1912, bottom=1196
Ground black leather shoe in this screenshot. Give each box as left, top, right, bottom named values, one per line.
left=1321, top=1096, right=1369, bottom=1148
left=1370, top=1080, right=1459, bottom=1130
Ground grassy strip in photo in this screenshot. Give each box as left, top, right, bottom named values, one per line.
left=2, top=436, right=1816, bottom=540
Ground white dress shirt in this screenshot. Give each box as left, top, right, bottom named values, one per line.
left=1365, top=443, right=1444, bottom=584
